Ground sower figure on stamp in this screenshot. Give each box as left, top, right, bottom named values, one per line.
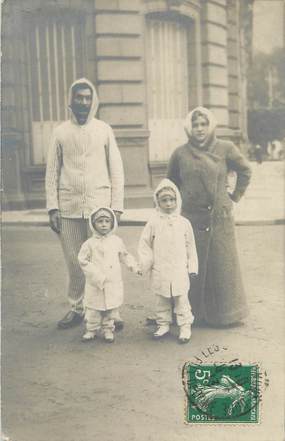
left=45, top=78, right=124, bottom=329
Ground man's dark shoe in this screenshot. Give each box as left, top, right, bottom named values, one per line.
left=145, top=317, right=157, bottom=326
left=114, top=320, right=124, bottom=331
left=57, top=311, right=84, bottom=329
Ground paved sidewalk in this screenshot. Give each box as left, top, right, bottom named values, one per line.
left=2, top=162, right=284, bottom=226
left=232, top=161, right=284, bottom=224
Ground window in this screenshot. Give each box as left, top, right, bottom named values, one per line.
left=25, top=12, right=86, bottom=164
left=146, top=15, right=190, bottom=161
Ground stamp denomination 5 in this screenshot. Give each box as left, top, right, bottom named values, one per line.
left=183, top=363, right=260, bottom=424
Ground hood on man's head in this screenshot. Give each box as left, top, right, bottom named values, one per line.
left=184, top=106, right=217, bottom=139
left=154, top=178, right=182, bottom=214
left=89, top=207, right=117, bottom=236
left=68, top=77, right=99, bottom=125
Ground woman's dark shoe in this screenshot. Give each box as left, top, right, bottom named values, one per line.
left=114, top=320, right=124, bottom=331
left=57, top=311, right=84, bottom=329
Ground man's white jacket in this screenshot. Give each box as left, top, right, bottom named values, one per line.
left=45, top=78, right=124, bottom=218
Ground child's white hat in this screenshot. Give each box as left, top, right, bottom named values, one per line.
left=156, top=186, right=176, bottom=199
left=154, top=178, right=182, bottom=214
left=89, top=207, right=117, bottom=235
left=93, top=208, right=113, bottom=221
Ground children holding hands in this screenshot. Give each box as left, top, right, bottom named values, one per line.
left=78, top=179, right=198, bottom=345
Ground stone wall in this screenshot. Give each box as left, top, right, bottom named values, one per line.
left=2, top=0, right=248, bottom=209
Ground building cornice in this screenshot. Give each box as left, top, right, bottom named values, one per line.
left=143, top=0, right=201, bottom=19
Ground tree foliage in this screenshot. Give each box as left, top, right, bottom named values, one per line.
left=247, top=48, right=285, bottom=108
left=248, top=108, right=285, bottom=146
left=247, top=48, right=285, bottom=147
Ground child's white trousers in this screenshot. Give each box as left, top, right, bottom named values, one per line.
left=85, top=307, right=118, bottom=332
left=156, top=295, right=194, bottom=327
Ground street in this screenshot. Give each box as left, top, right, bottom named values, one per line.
left=2, top=225, right=284, bottom=441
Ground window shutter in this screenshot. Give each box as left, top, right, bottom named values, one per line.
left=146, top=17, right=190, bottom=161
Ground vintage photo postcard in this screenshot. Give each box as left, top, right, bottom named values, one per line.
left=2, top=1, right=284, bottom=440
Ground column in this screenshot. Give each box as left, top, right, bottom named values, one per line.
left=95, top=0, right=151, bottom=206
left=201, top=0, right=230, bottom=132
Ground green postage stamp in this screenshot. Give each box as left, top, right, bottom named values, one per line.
left=183, top=363, right=260, bottom=424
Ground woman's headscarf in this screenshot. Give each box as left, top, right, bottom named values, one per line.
left=182, top=107, right=221, bottom=201
left=184, top=107, right=218, bottom=149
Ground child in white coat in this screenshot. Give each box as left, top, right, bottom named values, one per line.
left=138, top=179, right=198, bottom=343
left=78, top=207, right=140, bottom=343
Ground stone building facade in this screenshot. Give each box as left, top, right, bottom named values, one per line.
left=2, top=0, right=248, bottom=209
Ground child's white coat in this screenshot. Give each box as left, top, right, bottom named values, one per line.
left=78, top=207, right=137, bottom=310
left=138, top=179, right=198, bottom=297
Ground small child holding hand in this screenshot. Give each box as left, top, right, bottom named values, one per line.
left=78, top=207, right=140, bottom=343
left=138, top=179, right=198, bottom=343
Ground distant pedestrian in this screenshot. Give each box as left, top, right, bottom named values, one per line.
left=78, top=207, right=140, bottom=343
left=45, top=78, right=125, bottom=330
left=271, top=139, right=283, bottom=160
left=254, top=144, right=263, bottom=164
left=267, top=141, right=273, bottom=159
left=138, top=179, right=198, bottom=344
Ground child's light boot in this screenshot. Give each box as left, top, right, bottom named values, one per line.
left=153, top=324, right=170, bottom=339
left=178, top=325, right=191, bottom=344
left=104, top=329, right=115, bottom=343
left=81, top=330, right=96, bottom=342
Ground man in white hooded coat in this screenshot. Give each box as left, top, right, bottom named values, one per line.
left=45, top=78, right=124, bottom=329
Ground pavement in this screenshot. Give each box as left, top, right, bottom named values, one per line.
left=2, top=224, right=284, bottom=441
left=2, top=162, right=284, bottom=226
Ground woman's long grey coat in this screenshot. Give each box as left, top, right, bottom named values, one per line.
left=167, top=139, right=251, bottom=325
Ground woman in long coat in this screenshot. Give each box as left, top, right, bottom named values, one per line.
left=167, top=107, right=251, bottom=326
